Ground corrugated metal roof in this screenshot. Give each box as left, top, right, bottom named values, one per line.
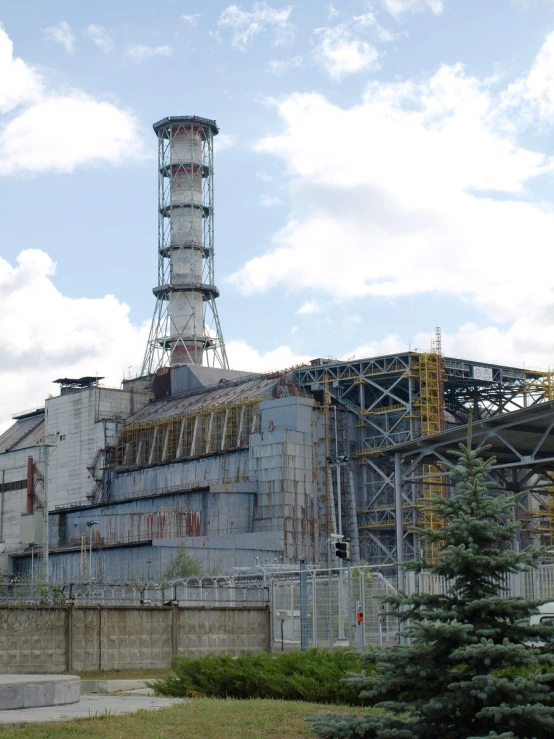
left=126, top=376, right=281, bottom=425
left=0, top=415, right=45, bottom=453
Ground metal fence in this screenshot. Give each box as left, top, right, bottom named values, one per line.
left=3, top=563, right=554, bottom=647
left=0, top=576, right=269, bottom=607
left=268, top=562, right=554, bottom=653
left=404, top=564, right=554, bottom=602
left=268, top=565, right=400, bottom=652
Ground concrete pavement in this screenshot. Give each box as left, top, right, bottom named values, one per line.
left=0, top=694, right=182, bottom=727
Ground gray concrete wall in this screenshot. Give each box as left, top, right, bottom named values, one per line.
left=0, top=447, right=36, bottom=551
left=0, top=605, right=270, bottom=673
left=249, top=397, right=317, bottom=563
left=45, top=386, right=141, bottom=508
left=111, top=451, right=250, bottom=501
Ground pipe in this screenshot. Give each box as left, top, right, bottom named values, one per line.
left=394, top=453, right=404, bottom=591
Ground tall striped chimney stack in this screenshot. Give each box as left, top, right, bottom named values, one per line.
left=142, top=116, right=228, bottom=374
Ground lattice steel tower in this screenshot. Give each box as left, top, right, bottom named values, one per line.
left=142, top=115, right=228, bottom=374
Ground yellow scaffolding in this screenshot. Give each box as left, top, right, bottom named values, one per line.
left=529, top=473, right=554, bottom=545
left=525, top=369, right=554, bottom=402
left=118, top=399, right=261, bottom=467
left=413, top=328, right=446, bottom=562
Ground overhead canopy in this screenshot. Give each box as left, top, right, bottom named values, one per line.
left=382, top=400, right=554, bottom=471
left=54, top=377, right=104, bottom=389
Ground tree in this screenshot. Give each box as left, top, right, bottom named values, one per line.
left=162, top=540, right=202, bottom=580
left=311, top=436, right=554, bottom=739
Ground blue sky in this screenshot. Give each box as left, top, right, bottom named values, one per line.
left=2, top=0, right=554, bottom=425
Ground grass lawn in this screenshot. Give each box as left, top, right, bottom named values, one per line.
left=0, top=697, right=370, bottom=738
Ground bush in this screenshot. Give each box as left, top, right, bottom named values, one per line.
left=151, top=649, right=365, bottom=705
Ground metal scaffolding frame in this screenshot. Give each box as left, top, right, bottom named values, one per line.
left=117, top=399, right=261, bottom=468
left=388, top=399, right=554, bottom=568
left=294, top=353, right=552, bottom=564
left=142, top=116, right=228, bottom=374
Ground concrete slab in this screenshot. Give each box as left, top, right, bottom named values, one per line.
left=81, top=679, right=150, bottom=694
left=0, top=694, right=182, bottom=727
left=0, top=675, right=80, bottom=710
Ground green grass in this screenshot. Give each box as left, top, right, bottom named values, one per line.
left=0, top=698, right=373, bottom=738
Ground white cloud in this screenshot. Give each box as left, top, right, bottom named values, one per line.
left=327, top=3, right=339, bottom=19
left=297, top=300, right=320, bottom=316
left=228, top=38, right=554, bottom=368
left=0, top=27, right=143, bottom=175
left=181, top=14, right=201, bottom=25
left=259, top=195, right=283, bottom=207
left=0, top=94, right=142, bottom=174
left=0, top=250, right=310, bottom=431
left=381, top=0, right=445, bottom=16
left=256, top=170, right=273, bottom=182
left=313, top=24, right=379, bottom=79
left=266, top=55, right=303, bottom=75
left=353, top=12, right=396, bottom=42
left=0, top=25, right=43, bottom=113
left=502, top=31, right=554, bottom=128
left=126, top=44, right=173, bottom=62
left=214, top=133, right=236, bottom=152
left=85, top=24, right=113, bottom=54
left=349, top=334, right=405, bottom=359
left=43, top=20, right=75, bottom=55
left=216, top=2, right=294, bottom=50
left=226, top=339, right=309, bottom=372
left=0, top=250, right=149, bottom=429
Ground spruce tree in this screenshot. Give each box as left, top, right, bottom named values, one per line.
left=311, top=437, right=554, bottom=739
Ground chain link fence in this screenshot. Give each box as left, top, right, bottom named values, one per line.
left=268, top=565, right=400, bottom=652
left=268, top=562, right=554, bottom=653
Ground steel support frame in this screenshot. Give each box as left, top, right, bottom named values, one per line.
left=142, top=119, right=228, bottom=375
left=393, top=412, right=554, bottom=560
left=294, top=355, right=552, bottom=565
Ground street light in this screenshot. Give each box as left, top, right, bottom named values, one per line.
left=326, top=456, right=349, bottom=537
left=86, top=521, right=99, bottom=579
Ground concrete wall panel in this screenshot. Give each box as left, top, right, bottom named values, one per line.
left=0, top=605, right=269, bottom=673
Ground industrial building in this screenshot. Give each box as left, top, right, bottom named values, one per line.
left=1, top=115, right=554, bottom=584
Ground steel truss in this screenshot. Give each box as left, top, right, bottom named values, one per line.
left=388, top=400, right=554, bottom=566
left=142, top=116, right=228, bottom=375
left=294, top=355, right=552, bottom=564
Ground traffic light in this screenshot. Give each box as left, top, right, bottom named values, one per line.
left=335, top=540, right=351, bottom=560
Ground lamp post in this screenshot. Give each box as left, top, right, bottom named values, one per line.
left=327, top=452, right=350, bottom=645
left=86, top=521, right=99, bottom=579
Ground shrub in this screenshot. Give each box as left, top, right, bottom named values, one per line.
left=151, top=648, right=365, bottom=705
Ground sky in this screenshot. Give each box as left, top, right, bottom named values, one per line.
left=2, top=0, right=554, bottom=428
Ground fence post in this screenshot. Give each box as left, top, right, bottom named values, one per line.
left=171, top=605, right=178, bottom=659
left=360, top=569, right=366, bottom=649
left=312, top=570, right=317, bottom=647
left=300, top=561, right=308, bottom=651
left=327, top=563, right=333, bottom=648
left=66, top=604, right=74, bottom=672
left=269, top=580, right=275, bottom=655
left=347, top=560, right=353, bottom=646
left=98, top=605, right=102, bottom=671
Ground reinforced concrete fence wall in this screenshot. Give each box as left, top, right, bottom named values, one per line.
left=0, top=605, right=271, bottom=674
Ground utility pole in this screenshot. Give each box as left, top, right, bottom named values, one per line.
left=40, top=436, right=56, bottom=586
